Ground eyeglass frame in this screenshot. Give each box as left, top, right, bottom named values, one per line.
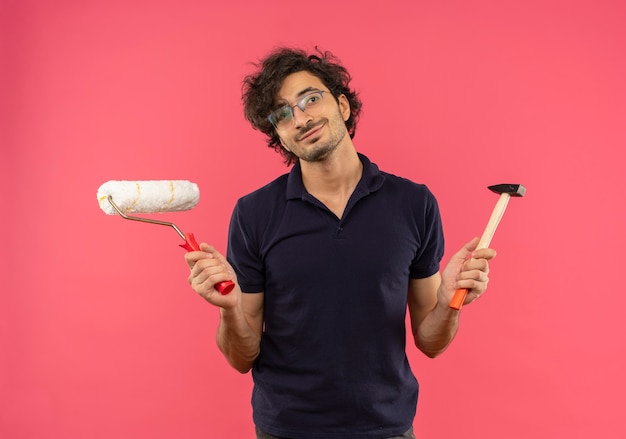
left=267, top=89, right=332, bottom=129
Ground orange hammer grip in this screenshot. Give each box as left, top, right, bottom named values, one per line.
left=449, top=288, right=468, bottom=311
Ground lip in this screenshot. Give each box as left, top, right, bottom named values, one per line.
left=298, top=123, right=324, bottom=141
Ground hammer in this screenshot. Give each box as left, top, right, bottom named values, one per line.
left=449, top=183, right=526, bottom=310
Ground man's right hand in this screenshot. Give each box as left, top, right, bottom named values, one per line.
left=185, top=243, right=239, bottom=307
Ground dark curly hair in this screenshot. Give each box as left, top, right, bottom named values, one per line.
left=242, top=47, right=362, bottom=166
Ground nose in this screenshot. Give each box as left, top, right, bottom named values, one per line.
left=291, top=105, right=312, bottom=129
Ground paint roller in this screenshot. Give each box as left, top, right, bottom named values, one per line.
left=97, top=180, right=235, bottom=295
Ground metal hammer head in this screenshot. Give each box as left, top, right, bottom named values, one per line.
left=488, top=184, right=526, bottom=197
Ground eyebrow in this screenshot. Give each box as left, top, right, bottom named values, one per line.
left=275, top=87, right=322, bottom=108
left=295, top=86, right=320, bottom=98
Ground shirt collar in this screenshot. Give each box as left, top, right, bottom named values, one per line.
left=286, top=153, right=385, bottom=200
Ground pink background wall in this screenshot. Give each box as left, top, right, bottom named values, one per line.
left=2, top=0, right=625, bottom=437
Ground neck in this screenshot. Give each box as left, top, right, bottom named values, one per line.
left=299, top=143, right=363, bottom=219
left=300, top=144, right=362, bottom=196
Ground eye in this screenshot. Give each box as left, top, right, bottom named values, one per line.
left=272, top=106, right=292, bottom=123
left=303, top=94, right=321, bottom=107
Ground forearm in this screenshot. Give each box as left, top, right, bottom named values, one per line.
left=415, top=299, right=460, bottom=358
left=216, top=306, right=261, bottom=373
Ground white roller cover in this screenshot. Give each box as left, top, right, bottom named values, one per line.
left=97, top=180, right=200, bottom=215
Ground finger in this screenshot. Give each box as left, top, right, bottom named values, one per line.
left=471, top=247, right=497, bottom=261
left=184, top=242, right=218, bottom=268
left=457, top=269, right=489, bottom=284
left=199, top=242, right=216, bottom=253
left=453, top=237, right=480, bottom=264
left=190, top=257, right=222, bottom=280
left=463, top=258, right=490, bottom=274
left=464, top=237, right=480, bottom=253
left=468, top=291, right=482, bottom=303
left=456, top=280, right=488, bottom=299
left=202, top=246, right=235, bottom=277
left=205, top=245, right=229, bottom=266
left=189, top=263, right=229, bottom=293
left=193, top=271, right=235, bottom=302
left=192, top=255, right=233, bottom=282
left=184, top=249, right=214, bottom=269
left=195, top=242, right=230, bottom=267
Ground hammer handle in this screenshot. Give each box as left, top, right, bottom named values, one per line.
left=449, top=193, right=511, bottom=310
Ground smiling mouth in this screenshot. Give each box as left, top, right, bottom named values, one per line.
left=297, top=122, right=325, bottom=141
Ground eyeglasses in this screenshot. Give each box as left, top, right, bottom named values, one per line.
left=268, top=90, right=329, bottom=129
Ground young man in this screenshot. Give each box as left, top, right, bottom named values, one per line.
left=185, top=48, right=496, bottom=439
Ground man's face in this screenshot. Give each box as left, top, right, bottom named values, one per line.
left=273, top=71, right=351, bottom=163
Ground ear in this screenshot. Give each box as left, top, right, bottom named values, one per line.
left=338, top=94, right=351, bottom=122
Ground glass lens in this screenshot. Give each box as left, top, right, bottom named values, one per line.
left=269, top=106, right=293, bottom=128
left=268, top=91, right=325, bottom=128
left=301, top=92, right=323, bottom=111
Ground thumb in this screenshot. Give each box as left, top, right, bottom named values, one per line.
left=455, top=237, right=480, bottom=262
left=443, top=238, right=478, bottom=278
left=199, top=243, right=232, bottom=268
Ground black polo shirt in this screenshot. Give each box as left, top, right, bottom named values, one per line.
left=227, top=153, right=444, bottom=439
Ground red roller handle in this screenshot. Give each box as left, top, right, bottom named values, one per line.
left=179, top=232, right=235, bottom=295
